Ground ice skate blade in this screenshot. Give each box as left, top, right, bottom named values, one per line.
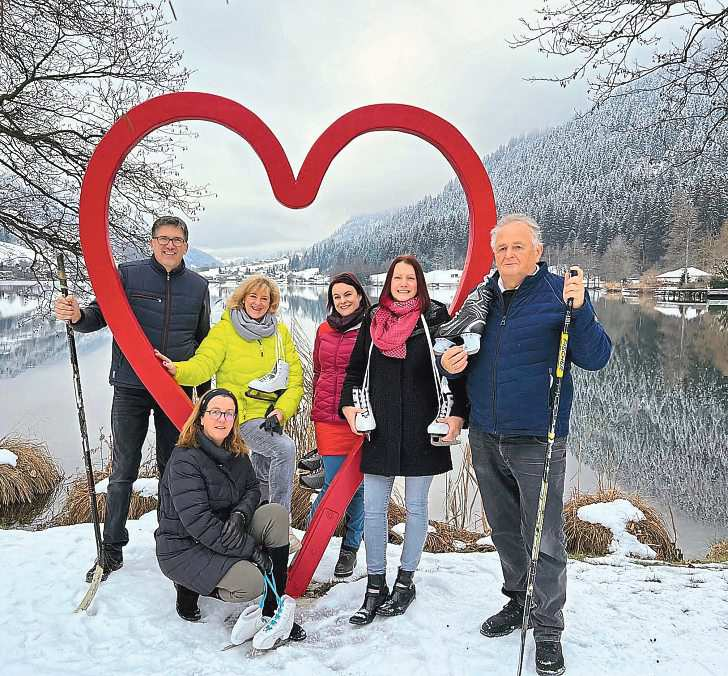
left=431, top=435, right=461, bottom=446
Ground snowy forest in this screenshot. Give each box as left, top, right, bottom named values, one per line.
left=292, top=88, right=728, bottom=279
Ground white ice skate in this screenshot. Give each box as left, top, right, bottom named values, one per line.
left=352, top=386, right=376, bottom=433
left=230, top=604, right=266, bottom=645
left=248, top=359, right=290, bottom=393
left=428, top=377, right=456, bottom=446
left=252, top=595, right=296, bottom=651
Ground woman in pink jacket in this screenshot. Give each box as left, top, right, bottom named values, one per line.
left=309, top=272, right=371, bottom=578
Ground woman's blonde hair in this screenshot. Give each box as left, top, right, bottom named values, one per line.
left=177, top=388, right=249, bottom=455
left=226, top=274, right=281, bottom=314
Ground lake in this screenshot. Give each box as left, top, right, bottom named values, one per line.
left=1, top=281, right=727, bottom=559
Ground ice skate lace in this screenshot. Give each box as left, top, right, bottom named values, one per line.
left=260, top=572, right=284, bottom=632
left=254, top=331, right=285, bottom=383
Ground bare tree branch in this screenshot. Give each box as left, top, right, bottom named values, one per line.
left=511, top=1, right=728, bottom=163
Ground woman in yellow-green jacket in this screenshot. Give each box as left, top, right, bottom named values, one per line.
left=158, top=274, right=303, bottom=513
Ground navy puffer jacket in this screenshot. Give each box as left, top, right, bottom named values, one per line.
left=155, top=433, right=261, bottom=596
left=465, top=262, right=612, bottom=437
left=71, top=256, right=210, bottom=389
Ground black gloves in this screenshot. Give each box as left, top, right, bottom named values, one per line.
left=250, top=545, right=273, bottom=576
left=220, top=511, right=247, bottom=548
left=260, top=415, right=283, bottom=436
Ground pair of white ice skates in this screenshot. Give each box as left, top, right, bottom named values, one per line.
left=229, top=594, right=296, bottom=651
left=353, top=378, right=457, bottom=445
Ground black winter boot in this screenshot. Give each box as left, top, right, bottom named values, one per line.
left=261, top=544, right=307, bottom=642
left=535, top=640, right=565, bottom=676
left=480, top=598, right=528, bottom=637
left=85, top=547, right=123, bottom=583
left=334, top=547, right=357, bottom=578
left=174, top=583, right=201, bottom=622
left=376, top=568, right=416, bottom=617
left=349, top=573, right=389, bottom=625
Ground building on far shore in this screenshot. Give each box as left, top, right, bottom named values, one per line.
left=657, top=267, right=712, bottom=286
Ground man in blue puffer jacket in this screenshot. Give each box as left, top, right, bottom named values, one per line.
left=441, top=213, right=611, bottom=676
left=54, top=216, right=210, bottom=584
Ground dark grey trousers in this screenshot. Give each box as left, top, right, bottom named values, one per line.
left=469, top=427, right=567, bottom=641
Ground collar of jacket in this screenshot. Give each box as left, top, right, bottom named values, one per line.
left=487, top=260, right=548, bottom=297
left=150, top=255, right=186, bottom=277
left=195, top=430, right=234, bottom=465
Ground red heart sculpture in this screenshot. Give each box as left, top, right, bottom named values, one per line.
left=79, top=92, right=496, bottom=596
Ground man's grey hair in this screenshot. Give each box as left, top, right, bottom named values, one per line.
left=490, top=213, right=543, bottom=250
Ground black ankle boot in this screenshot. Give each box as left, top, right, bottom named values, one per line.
left=376, top=568, right=415, bottom=617
left=260, top=544, right=307, bottom=642
left=174, top=583, right=201, bottom=622
left=349, top=573, right=389, bottom=625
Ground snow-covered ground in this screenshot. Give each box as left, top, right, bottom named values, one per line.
left=0, top=241, right=34, bottom=266
left=1, top=515, right=726, bottom=676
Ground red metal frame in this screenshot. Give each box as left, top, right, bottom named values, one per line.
left=78, top=92, right=496, bottom=597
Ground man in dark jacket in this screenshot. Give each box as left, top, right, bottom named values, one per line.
left=441, top=213, right=611, bottom=676
left=54, top=216, right=211, bottom=582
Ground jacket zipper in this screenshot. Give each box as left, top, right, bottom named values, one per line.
left=257, top=339, right=263, bottom=357
left=491, top=289, right=528, bottom=429
left=161, top=271, right=171, bottom=354
left=130, top=292, right=163, bottom=302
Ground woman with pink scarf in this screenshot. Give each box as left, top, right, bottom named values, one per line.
left=340, top=255, right=466, bottom=626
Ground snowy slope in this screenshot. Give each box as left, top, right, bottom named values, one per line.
left=0, top=241, right=33, bottom=266
left=1, top=515, right=726, bottom=676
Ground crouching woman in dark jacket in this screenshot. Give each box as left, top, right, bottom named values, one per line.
left=155, top=387, right=305, bottom=644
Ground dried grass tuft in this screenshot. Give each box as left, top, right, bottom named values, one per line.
left=387, top=498, right=494, bottom=554
left=53, top=457, right=158, bottom=526
left=0, top=435, right=62, bottom=507
left=706, top=539, right=728, bottom=563
left=564, top=488, right=682, bottom=561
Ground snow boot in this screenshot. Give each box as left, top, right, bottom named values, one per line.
left=248, top=359, right=290, bottom=393
left=174, top=583, right=201, bottom=622
left=352, top=386, right=376, bottom=432
left=480, top=598, right=529, bottom=637
left=334, top=546, right=358, bottom=578
left=257, top=544, right=306, bottom=646
left=376, top=567, right=416, bottom=617
left=297, top=448, right=322, bottom=472
left=535, top=640, right=565, bottom=676
left=85, top=547, right=122, bottom=583
left=349, top=573, right=389, bottom=625
left=299, top=466, right=325, bottom=490
left=433, top=280, right=494, bottom=355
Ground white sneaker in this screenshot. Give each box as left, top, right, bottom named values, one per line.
left=230, top=604, right=265, bottom=645
left=252, top=595, right=296, bottom=651
left=248, top=360, right=290, bottom=393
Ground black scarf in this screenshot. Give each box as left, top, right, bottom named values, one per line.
left=326, top=304, right=366, bottom=333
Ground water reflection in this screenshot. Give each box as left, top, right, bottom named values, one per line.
left=1, top=283, right=726, bottom=556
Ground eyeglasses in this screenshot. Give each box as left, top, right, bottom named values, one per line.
left=205, top=409, right=236, bottom=422
left=152, top=236, right=186, bottom=247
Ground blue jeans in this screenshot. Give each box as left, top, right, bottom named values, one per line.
left=363, top=474, right=433, bottom=575
left=308, top=455, right=364, bottom=551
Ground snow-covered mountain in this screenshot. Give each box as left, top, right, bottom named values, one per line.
left=184, top=247, right=222, bottom=269
left=0, top=241, right=33, bottom=268
left=295, top=89, right=728, bottom=274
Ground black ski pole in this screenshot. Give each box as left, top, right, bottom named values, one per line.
left=516, top=267, right=578, bottom=676
left=57, top=254, right=104, bottom=611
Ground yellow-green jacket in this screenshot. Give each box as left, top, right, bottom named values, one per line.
left=173, top=310, right=304, bottom=423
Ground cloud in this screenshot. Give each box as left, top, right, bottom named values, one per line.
left=167, top=1, right=587, bottom=258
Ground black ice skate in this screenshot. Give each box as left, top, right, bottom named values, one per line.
left=434, top=278, right=494, bottom=355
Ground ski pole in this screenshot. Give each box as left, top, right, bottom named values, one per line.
left=57, top=254, right=104, bottom=612
left=516, top=267, right=578, bottom=676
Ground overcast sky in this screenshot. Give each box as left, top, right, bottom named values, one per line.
left=165, top=1, right=588, bottom=260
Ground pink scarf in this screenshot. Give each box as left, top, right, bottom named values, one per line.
left=370, top=296, right=421, bottom=359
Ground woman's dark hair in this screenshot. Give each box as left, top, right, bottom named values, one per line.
left=327, top=272, right=371, bottom=316
left=379, top=255, right=430, bottom=312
